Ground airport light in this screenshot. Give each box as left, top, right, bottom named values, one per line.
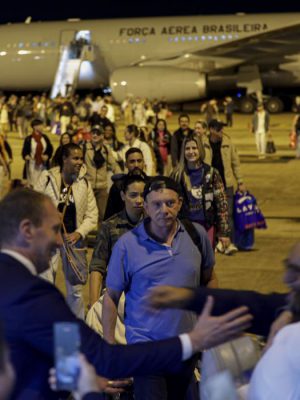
left=18, top=50, right=31, bottom=55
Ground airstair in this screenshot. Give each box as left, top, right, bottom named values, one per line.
left=51, top=31, right=94, bottom=98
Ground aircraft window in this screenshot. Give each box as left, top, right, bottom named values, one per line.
left=32, top=42, right=38, bottom=47
left=12, top=43, right=17, bottom=48
left=228, top=34, right=233, bottom=39
left=168, top=38, right=173, bottom=42
left=128, top=38, right=134, bottom=43
left=214, top=36, right=218, bottom=41
left=122, top=39, right=127, bottom=44
left=201, top=36, right=205, bottom=41
left=44, top=42, right=49, bottom=47
left=181, top=36, right=186, bottom=41
left=135, top=38, right=140, bottom=42
left=208, top=36, right=212, bottom=40
left=188, top=36, right=193, bottom=41
left=221, top=35, right=226, bottom=40
left=235, top=34, right=239, bottom=38
left=18, top=42, right=24, bottom=48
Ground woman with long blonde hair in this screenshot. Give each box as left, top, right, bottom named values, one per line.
left=171, top=133, right=230, bottom=248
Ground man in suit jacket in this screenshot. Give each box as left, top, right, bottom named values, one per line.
left=0, top=323, right=15, bottom=400
left=0, top=189, right=252, bottom=400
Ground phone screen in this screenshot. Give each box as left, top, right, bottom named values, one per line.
left=54, top=322, right=81, bottom=391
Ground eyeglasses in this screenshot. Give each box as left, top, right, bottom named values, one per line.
left=92, top=131, right=103, bottom=136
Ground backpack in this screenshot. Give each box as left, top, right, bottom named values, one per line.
left=180, top=219, right=207, bottom=286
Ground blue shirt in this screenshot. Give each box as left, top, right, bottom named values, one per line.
left=106, top=219, right=215, bottom=344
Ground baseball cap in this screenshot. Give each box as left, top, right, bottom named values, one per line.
left=31, top=118, right=44, bottom=128
left=143, top=176, right=182, bottom=199
left=208, top=119, right=226, bottom=132
left=91, top=125, right=104, bottom=134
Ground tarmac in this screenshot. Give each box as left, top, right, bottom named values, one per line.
left=7, top=111, right=300, bottom=302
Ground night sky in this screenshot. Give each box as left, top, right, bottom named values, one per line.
left=1, top=2, right=300, bottom=24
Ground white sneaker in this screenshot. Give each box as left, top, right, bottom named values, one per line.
left=216, top=241, right=225, bottom=254
left=224, top=243, right=238, bottom=255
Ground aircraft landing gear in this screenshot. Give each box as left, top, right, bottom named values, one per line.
left=239, top=97, right=256, bottom=114
left=266, top=97, right=284, bottom=113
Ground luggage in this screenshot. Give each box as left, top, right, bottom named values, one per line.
left=266, top=138, right=276, bottom=154
left=200, top=335, right=262, bottom=400
left=233, top=191, right=266, bottom=250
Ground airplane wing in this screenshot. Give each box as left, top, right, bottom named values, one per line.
left=137, top=23, right=300, bottom=74
left=192, top=23, right=300, bottom=73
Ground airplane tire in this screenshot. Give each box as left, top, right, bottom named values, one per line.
left=239, top=97, right=256, bottom=114
left=266, top=97, right=284, bottom=113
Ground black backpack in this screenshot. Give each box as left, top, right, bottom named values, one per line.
left=180, top=219, right=208, bottom=286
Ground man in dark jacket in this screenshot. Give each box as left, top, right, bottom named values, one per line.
left=171, top=114, right=193, bottom=167
left=104, top=147, right=147, bottom=220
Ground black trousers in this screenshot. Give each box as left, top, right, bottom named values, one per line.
left=133, top=356, right=198, bottom=400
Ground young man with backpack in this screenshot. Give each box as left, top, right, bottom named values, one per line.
left=83, top=125, right=121, bottom=224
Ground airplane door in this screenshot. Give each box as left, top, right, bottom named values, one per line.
left=59, top=30, right=77, bottom=46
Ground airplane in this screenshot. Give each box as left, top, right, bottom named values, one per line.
left=0, top=13, right=300, bottom=112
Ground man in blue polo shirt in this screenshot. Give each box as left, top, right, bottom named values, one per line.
left=102, top=176, right=216, bottom=400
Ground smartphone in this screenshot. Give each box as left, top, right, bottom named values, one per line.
left=54, top=322, right=81, bottom=391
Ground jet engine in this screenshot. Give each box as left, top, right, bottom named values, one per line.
left=110, top=67, right=206, bottom=103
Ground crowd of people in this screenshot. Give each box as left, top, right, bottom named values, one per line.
left=0, top=92, right=299, bottom=400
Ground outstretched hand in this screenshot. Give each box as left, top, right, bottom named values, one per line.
left=189, top=296, right=253, bottom=353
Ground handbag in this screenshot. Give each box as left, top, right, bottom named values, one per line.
left=266, top=135, right=276, bottom=154
left=234, top=191, right=267, bottom=232
left=200, top=335, right=263, bottom=400
left=60, top=185, right=88, bottom=285
left=289, top=131, right=297, bottom=149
